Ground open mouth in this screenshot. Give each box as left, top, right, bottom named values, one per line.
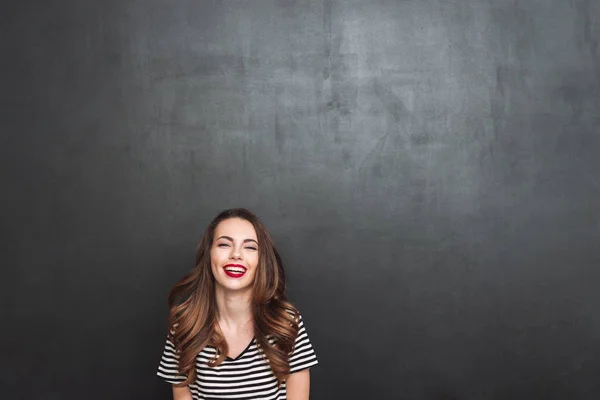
left=223, top=264, right=247, bottom=278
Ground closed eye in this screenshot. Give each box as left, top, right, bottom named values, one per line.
left=218, top=243, right=230, bottom=248
left=245, top=246, right=257, bottom=251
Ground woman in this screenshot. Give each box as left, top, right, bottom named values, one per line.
left=157, top=208, right=318, bottom=400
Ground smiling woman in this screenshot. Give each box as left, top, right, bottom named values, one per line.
left=211, top=219, right=260, bottom=289
left=157, top=208, right=318, bottom=400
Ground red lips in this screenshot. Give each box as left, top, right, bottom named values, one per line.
left=223, top=264, right=247, bottom=278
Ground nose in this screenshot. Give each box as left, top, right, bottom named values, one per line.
left=230, top=247, right=242, bottom=259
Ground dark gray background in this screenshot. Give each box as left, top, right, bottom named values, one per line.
left=2, top=0, right=599, bottom=399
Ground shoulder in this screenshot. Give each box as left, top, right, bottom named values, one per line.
left=284, top=306, right=300, bottom=322
left=284, top=307, right=313, bottom=334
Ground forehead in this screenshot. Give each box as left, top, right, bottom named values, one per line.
left=214, top=218, right=257, bottom=239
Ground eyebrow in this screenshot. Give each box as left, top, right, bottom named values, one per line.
left=216, top=236, right=259, bottom=245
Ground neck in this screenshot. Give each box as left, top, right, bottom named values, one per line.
left=214, top=286, right=253, bottom=330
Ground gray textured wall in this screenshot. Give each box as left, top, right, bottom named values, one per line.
left=2, top=0, right=600, bottom=399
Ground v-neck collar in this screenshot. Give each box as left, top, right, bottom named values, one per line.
left=225, top=338, right=255, bottom=361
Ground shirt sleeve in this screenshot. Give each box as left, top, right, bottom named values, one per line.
left=289, top=312, right=319, bottom=374
left=156, top=334, right=187, bottom=384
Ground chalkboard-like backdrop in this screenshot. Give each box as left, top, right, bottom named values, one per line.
left=2, top=0, right=599, bottom=399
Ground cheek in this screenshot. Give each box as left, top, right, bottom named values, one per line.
left=249, top=254, right=260, bottom=271
left=248, top=249, right=258, bottom=262
left=209, top=249, right=220, bottom=269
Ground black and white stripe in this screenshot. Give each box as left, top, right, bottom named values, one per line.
left=157, top=314, right=318, bottom=400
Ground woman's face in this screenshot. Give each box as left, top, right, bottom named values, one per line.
left=210, top=217, right=260, bottom=293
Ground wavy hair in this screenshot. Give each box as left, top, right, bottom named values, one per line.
left=166, top=208, right=299, bottom=386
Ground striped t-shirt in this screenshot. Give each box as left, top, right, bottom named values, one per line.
left=157, top=314, right=318, bottom=399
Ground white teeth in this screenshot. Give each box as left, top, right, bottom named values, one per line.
left=225, top=267, right=245, bottom=273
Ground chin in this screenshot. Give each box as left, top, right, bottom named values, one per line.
left=216, top=281, right=253, bottom=293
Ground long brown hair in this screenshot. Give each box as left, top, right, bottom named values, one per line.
left=167, top=208, right=299, bottom=386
